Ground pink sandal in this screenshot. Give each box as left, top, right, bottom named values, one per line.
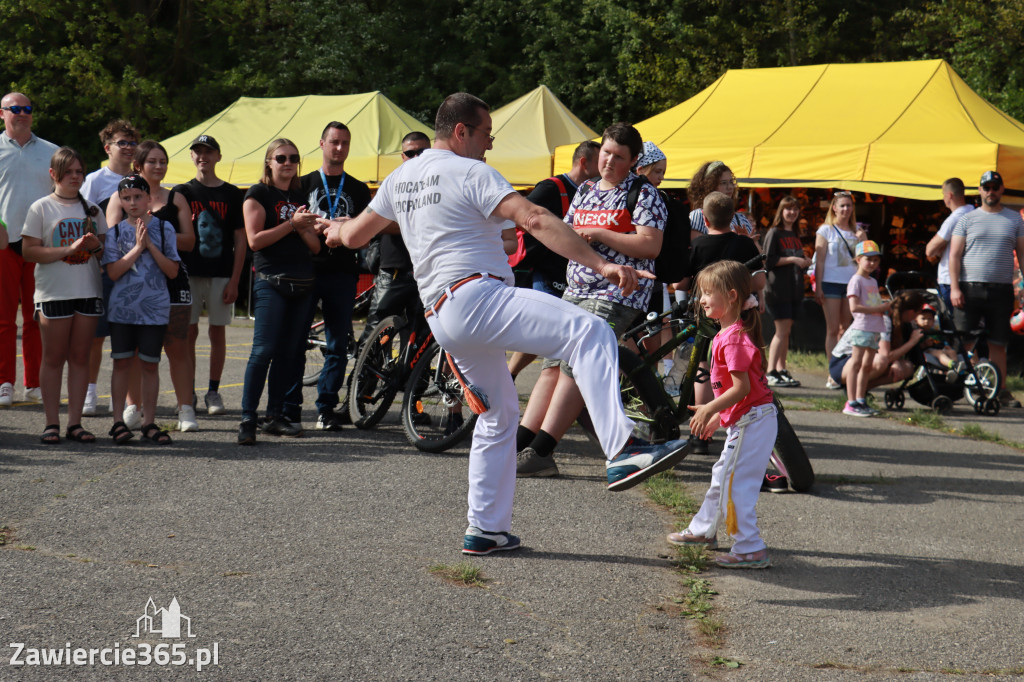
left=714, top=550, right=771, bottom=569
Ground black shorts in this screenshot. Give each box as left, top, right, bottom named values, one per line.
left=34, top=297, right=103, bottom=320
left=109, top=322, right=166, bottom=363
left=953, top=282, right=1013, bottom=346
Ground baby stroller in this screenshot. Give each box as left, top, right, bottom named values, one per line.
left=882, top=272, right=1001, bottom=415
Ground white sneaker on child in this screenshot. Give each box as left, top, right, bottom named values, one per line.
left=177, top=404, right=199, bottom=432
left=123, top=404, right=143, bottom=430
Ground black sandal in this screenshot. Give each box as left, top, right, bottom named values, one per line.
left=65, top=424, right=96, bottom=443
left=40, top=424, right=61, bottom=445
left=109, top=420, right=134, bottom=445
left=141, top=423, right=172, bottom=445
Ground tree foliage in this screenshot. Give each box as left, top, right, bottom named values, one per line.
left=2, top=0, right=1022, bottom=169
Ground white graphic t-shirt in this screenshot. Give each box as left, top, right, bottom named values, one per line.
left=22, top=195, right=107, bottom=302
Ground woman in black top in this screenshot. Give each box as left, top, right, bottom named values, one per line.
left=105, top=140, right=197, bottom=432
left=238, top=138, right=320, bottom=444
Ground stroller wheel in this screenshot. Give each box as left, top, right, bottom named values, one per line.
left=974, top=400, right=986, bottom=415
left=931, top=395, right=953, bottom=415
left=986, top=398, right=1001, bottom=416
left=884, top=389, right=897, bottom=410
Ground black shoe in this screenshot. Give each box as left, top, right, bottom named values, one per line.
left=316, top=412, right=343, bottom=431
left=688, top=434, right=710, bottom=455
left=238, top=419, right=257, bottom=446
left=761, top=473, right=788, bottom=493
left=261, top=416, right=303, bottom=437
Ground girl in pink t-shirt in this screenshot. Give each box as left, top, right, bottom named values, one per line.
left=668, top=260, right=778, bottom=569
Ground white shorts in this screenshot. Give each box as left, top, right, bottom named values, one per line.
left=189, top=276, right=234, bottom=326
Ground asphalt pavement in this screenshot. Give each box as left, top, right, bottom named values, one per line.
left=1, top=320, right=1023, bottom=680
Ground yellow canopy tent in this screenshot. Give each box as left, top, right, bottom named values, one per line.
left=553, top=60, right=1024, bottom=200
left=160, top=92, right=433, bottom=186
left=488, top=85, right=597, bottom=188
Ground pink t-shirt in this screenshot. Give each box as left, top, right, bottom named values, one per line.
left=846, top=273, right=887, bottom=333
left=710, top=321, right=773, bottom=427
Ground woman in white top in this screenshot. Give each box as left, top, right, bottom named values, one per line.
left=21, top=147, right=107, bottom=444
left=687, top=160, right=757, bottom=243
left=813, top=191, right=867, bottom=384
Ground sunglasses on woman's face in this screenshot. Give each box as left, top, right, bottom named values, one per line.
left=273, top=154, right=301, bottom=164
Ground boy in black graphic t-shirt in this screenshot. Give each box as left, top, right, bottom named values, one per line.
left=174, top=135, right=246, bottom=418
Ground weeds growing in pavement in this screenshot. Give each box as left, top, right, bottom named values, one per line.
left=903, top=409, right=946, bottom=430
left=710, top=655, right=742, bottom=668
left=642, top=472, right=725, bottom=645
left=428, top=561, right=485, bottom=587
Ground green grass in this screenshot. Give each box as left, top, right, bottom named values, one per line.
left=784, top=349, right=830, bottom=372
left=428, top=561, right=486, bottom=587
left=902, top=409, right=946, bottom=430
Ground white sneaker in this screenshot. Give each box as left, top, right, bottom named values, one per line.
left=0, top=382, right=12, bottom=408
left=177, top=404, right=199, bottom=432
left=23, top=386, right=42, bottom=403
left=123, top=404, right=143, bottom=430
left=83, top=388, right=98, bottom=416
left=825, top=376, right=842, bottom=390
left=204, top=391, right=226, bottom=415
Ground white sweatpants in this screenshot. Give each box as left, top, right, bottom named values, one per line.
left=426, top=277, right=635, bottom=532
left=687, top=402, right=777, bottom=554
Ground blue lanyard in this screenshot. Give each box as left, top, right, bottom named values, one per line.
left=319, top=170, right=345, bottom=219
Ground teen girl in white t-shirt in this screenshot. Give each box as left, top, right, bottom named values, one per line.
left=21, top=147, right=107, bottom=444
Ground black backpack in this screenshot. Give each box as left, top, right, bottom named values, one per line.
left=577, top=175, right=689, bottom=284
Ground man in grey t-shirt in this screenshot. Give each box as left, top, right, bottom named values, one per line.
left=949, top=170, right=1024, bottom=406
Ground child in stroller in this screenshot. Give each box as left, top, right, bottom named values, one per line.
left=882, top=272, right=1002, bottom=415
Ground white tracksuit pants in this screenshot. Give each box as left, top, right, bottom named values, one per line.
left=686, top=402, right=777, bottom=554
left=426, top=277, right=635, bottom=532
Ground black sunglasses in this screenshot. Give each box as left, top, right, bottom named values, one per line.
left=1, top=105, right=33, bottom=115
left=402, top=148, right=426, bottom=158
left=982, top=183, right=1003, bottom=191
left=273, top=154, right=301, bottom=164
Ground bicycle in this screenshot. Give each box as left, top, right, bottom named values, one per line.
left=615, top=302, right=815, bottom=493
left=348, top=314, right=477, bottom=451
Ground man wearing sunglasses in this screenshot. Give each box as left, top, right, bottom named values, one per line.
left=0, top=92, right=58, bottom=408
left=949, top=170, right=1024, bottom=407
left=294, top=121, right=371, bottom=431
left=323, top=93, right=686, bottom=556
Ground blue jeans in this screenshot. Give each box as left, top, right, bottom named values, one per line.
left=241, top=279, right=315, bottom=423
left=937, top=283, right=952, bottom=312
left=286, top=270, right=357, bottom=415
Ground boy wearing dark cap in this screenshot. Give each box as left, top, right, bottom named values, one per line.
left=174, top=135, right=246, bottom=417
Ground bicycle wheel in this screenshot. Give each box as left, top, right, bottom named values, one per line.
left=349, top=315, right=403, bottom=429
left=402, top=342, right=478, bottom=452
left=303, top=320, right=326, bottom=386
left=618, top=345, right=680, bottom=443
left=771, top=398, right=814, bottom=493
left=963, top=361, right=1000, bottom=407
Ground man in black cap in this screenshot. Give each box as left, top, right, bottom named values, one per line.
left=174, top=135, right=246, bottom=417
left=949, top=170, right=1024, bottom=407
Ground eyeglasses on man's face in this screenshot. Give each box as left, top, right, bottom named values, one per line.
left=402, top=148, right=426, bottom=158
left=273, top=154, right=301, bottom=164
left=982, top=183, right=1003, bottom=192
left=114, top=140, right=138, bottom=149
left=464, top=123, right=494, bottom=143
left=1, top=105, right=33, bottom=115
